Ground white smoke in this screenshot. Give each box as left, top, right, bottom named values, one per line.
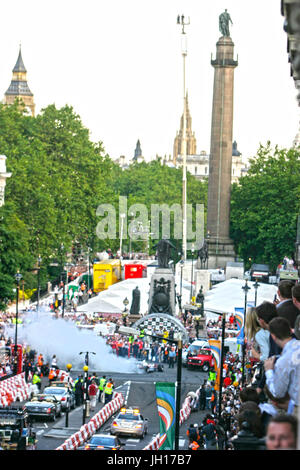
left=11, top=309, right=138, bottom=373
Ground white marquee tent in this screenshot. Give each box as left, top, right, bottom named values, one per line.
left=204, top=278, right=278, bottom=319
left=76, top=276, right=192, bottom=315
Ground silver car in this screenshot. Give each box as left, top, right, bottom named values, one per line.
left=110, top=407, right=148, bottom=438
left=43, top=386, right=74, bottom=411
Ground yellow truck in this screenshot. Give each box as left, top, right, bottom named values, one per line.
left=93, top=259, right=121, bottom=293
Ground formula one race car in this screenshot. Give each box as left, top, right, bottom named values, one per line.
left=137, top=360, right=164, bottom=373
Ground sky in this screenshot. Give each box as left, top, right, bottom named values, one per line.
left=0, top=0, right=298, bottom=164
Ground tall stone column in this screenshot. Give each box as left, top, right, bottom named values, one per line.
left=206, top=36, right=238, bottom=268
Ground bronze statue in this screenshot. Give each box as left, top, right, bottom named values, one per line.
left=197, top=240, right=208, bottom=268
left=130, top=286, right=141, bottom=315
left=219, top=9, right=233, bottom=37
left=154, top=238, right=176, bottom=269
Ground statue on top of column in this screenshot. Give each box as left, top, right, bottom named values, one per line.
left=219, top=9, right=233, bottom=37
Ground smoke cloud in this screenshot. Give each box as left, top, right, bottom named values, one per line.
left=8, top=309, right=138, bottom=373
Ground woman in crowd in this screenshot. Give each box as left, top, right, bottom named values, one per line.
left=245, top=307, right=270, bottom=362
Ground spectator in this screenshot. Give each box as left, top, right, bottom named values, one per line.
left=253, top=302, right=280, bottom=398
left=264, top=317, right=300, bottom=416
left=168, top=346, right=176, bottom=368
left=236, top=401, right=265, bottom=438
left=276, top=280, right=300, bottom=329
left=245, top=307, right=270, bottom=362
left=256, top=302, right=280, bottom=357
left=292, top=283, right=300, bottom=312
left=88, top=380, right=98, bottom=411
left=199, top=384, right=207, bottom=410
left=239, top=386, right=260, bottom=405
left=201, top=415, right=218, bottom=450
left=266, top=414, right=298, bottom=450
left=51, top=354, right=58, bottom=369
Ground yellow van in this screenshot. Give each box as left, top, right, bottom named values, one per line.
left=93, top=259, right=121, bottom=293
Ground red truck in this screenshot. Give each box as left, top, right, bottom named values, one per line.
left=186, top=348, right=215, bottom=372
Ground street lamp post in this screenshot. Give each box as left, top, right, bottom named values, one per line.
left=190, top=244, right=195, bottom=302
left=60, top=243, right=66, bottom=318
left=174, top=334, right=182, bottom=451
left=14, top=271, right=22, bottom=375
left=80, top=351, right=96, bottom=425
left=122, top=297, right=129, bottom=326
left=241, top=280, right=251, bottom=387
left=177, top=256, right=184, bottom=313
left=177, top=14, right=190, bottom=262
left=37, top=255, right=42, bottom=312
left=218, top=312, right=226, bottom=421
left=119, top=213, right=126, bottom=259
left=87, top=247, right=92, bottom=293
left=253, top=278, right=260, bottom=307
left=65, top=363, right=72, bottom=427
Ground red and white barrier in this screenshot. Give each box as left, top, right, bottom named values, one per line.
left=55, top=392, right=125, bottom=450
left=0, top=373, right=31, bottom=406
left=143, top=391, right=194, bottom=450
left=55, top=385, right=196, bottom=451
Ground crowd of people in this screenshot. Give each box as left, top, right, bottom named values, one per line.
left=1, top=272, right=300, bottom=450
left=186, top=279, right=300, bottom=450
left=0, top=323, right=16, bottom=377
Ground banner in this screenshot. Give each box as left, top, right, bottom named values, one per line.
left=155, top=382, right=176, bottom=450
left=234, top=307, right=245, bottom=345
left=208, top=339, right=221, bottom=388
left=235, top=302, right=254, bottom=344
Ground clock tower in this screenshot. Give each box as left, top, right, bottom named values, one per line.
left=4, top=46, right=35, bottom=116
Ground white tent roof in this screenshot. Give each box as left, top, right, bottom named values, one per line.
left=76, top=276, right=191, bottom=314
left=204, top=278, right=278, bottom=317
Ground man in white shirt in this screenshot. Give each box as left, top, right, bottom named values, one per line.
left=264, top=317, right=300, bottom=414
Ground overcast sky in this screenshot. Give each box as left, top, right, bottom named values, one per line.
left=0, top=0, right=298, bottom=163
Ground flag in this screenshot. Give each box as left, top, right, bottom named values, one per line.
left=208, top=339, right=221, bottom=369
left=155, top=382, right=176, bottom=450
left=208, top=339, right=221, bottom=387
left=235, top=307, right=245, bottom=344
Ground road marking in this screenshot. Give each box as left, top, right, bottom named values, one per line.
left=115, top=380, right=131, bottom=405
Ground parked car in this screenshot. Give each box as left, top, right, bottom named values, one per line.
left=84, top=434, right=124, bottom=450
left=43, top=386, right=74, bottom=411
left=24, top=394, right=62, bottom=421
left=49, top=381, right=75, bottom=409
left=182, top=339, right=209, bottom=366
left=186, top=347, right=215, bottom=371
left=250, top=263, right=270, bottom=283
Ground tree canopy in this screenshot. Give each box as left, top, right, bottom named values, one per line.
left=230, top=143, right=300, bottom=270
left=0, top=103, right=207, bottom=305
left=1, top=101, right=299, bottom=308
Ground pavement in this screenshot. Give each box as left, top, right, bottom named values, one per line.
left=40, top=380, right=131, bottom=442
left=43, top=398, right=108, bottom=439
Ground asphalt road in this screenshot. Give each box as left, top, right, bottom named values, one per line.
left=24, top=364, right=208, bottom=451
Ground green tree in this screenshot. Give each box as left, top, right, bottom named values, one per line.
left=230, top=143, right=300, bottom=270
left=0, top=102, right=117, bottom=298
left=110, top=159, right=207, bottom=257
left=0, top=202, right=34, bottom=309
